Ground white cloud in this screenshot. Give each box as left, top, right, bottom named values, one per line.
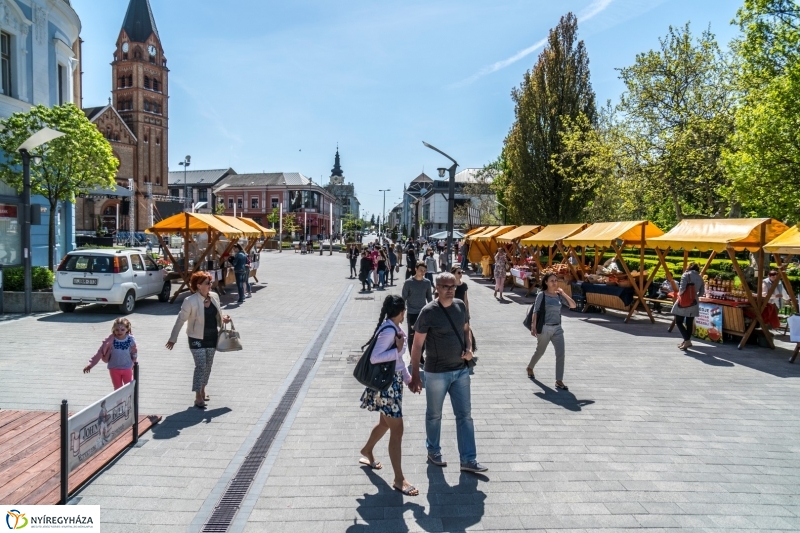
left=452, top=0, right=615, bottom=87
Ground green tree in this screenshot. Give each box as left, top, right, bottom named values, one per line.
left=369, top=213, right=376, bottom=226
left=502, top=12, right=597, bottom=225
left=266, top=207, right=280, bottom=228
left=0, top=104, right=117, bottom=270
left=725, top=0, right=800, bottom=222
left=341, top=212, right=361, bottom=242
left=282, top=212, right=300, bottom=241
left=615, top=24, right=736, bottom=226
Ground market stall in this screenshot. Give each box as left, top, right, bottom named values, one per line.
left=214, top=216, right=272, bottom=284
left=146, top=212, right=244, bottom=302
left=494, top=225, right=543, bottom=295
left=764, top=225, right=800, bottom=361
left=518, top=223, right=591, bottom=295
left=563, top=221, right=665, bottom=323
left=648, top=218, right=789, bottom=349
left=236, top=217, right=277, bottom=252
left=469, top=225, right=517, bottom=275
left=464, top=226, right=498, bottom=265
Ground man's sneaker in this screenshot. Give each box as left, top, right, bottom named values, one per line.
left=460, top=461, right=488, bottom=473
left=427, top=452, right=447, bottom=466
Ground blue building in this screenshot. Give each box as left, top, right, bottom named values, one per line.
left=0, top=0, right=82, bottom=267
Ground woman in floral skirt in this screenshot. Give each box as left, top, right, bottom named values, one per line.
left=358, top=295, right=418, bottom=496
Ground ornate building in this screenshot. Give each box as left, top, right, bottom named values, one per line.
left=76, top=0, right=173, bottom=234
left=323, top=147, right=360, bottom=221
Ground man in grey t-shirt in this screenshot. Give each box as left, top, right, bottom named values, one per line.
left=409, top=272, right=487, bottom=474
left=402, top=261, right=433, bottom=362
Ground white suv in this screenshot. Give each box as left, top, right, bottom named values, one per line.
left=54, top=249, right=170, bottom=314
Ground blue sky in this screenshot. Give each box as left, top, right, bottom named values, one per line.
left=72, top=0, right=742, bottom=221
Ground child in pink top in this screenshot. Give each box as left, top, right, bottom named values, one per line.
left=84, top=318, right=138, bottom=390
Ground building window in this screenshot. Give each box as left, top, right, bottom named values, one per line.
left=170, top=189, right=179, bottom=197
left=152, top=79, right=160, bottom=92
left=127, top=75, right=132, bottom=87
left=155, top=137, right=160, bottom=145
left=1, top=32, right=12, bottom=97
left=237, top=198, right=243, bottom=209
left=199, top=188, right=207, bottom=202
left=228, top=198, right=234, bottom=209
left=144, top=76, right=150, bottom=89
left=58, top=65, right=66, bottom=105
left=271, top=197, right=279, bottom=209
left=251, top=198, right=258, bottom=209
left=156, top=177, right=161, bottom=186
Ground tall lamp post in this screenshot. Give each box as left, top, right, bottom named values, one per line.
left=18, top=127, right=65, bottom=314
left=422, top=141, right=458, bottom=270
left=178, top=155, right=191, bottom=211
left=378, top=188, right=390, bottom=239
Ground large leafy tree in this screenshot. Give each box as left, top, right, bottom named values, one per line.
left=725, top=0, right=800, bottom=223
left=502, top=12, right=597, bottom=225
left=0, top=104, right=117, bottom=270
left=615, top=24, right=736, bottom=226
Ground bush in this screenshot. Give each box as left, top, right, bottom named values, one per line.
left=2, top=266, right=54, bottom=291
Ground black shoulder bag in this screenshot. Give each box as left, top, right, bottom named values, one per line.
left=523, top=291, right=555, bottom=334
left=440, top=303, right=478, bottom=369
left=353, top=324, right=397, bottom=391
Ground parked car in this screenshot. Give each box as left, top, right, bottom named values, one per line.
left=54, top=249, right=170, bottom=314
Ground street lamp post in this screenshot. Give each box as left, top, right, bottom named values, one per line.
left=178, top=155, right=191, bottom=211
left=18, top=127, right=65, bottom=314
left=378, top=189, right=390, bottom=239
left=422, top=141, right=458, bottom=270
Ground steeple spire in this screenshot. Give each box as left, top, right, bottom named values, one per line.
left=122, top=0, right=159, bottom=43
left=331, top=146, right=343, bottom=177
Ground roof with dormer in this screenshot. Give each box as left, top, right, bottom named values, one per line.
left=122, top=0, right=159, bottom=43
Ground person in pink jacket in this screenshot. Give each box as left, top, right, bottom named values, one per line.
left=84, top=318, right=138, bottom=390
left=358, top=295, right=418, bottom=496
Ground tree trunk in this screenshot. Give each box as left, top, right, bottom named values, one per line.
left=671, top=189, right=684, bottom=220
left=48, top=199, right=57, bottom=271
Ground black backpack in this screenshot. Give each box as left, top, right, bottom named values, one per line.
left=353, top=325, right=396, bottom=391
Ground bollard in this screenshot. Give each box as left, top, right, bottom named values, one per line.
left=133, top=362, right=139, bottom=445
left=60, top=399, right=68, bottom=504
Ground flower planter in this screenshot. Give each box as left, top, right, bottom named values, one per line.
left=2, top=291, right=60, bottom=313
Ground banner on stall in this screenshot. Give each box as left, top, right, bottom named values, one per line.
left=694, top=302, right=723, bottom=343
left=68, top=381, right=134, bottom=472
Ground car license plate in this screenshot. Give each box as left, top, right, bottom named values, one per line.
left=73, top=278, right=98, bottom=285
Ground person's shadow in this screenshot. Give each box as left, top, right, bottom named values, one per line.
left=150, top=406, right=231, bottom=439
left=347, top=466, right=424, bottom=532
left=532, top=380, right=595, bottom=411
left=416, top=464, right=487, bottom=532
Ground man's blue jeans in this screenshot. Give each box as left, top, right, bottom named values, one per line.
left=425, top=367, right=476, bottom=464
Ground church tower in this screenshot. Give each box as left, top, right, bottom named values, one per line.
left=329, top=147, right=344, bottom=185
left=111, top=0, right=168, bottom=229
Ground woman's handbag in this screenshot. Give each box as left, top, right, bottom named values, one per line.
left=353, top=325, right=396, bottom=391
left=677, top=283, right=696, bottom=308
left=217, top=319, right=242, bottom=352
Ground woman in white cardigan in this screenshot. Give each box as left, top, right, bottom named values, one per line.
left=166, top=271, right=230, bottom=409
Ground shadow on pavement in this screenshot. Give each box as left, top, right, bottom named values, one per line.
left=347, top=466, right=424, bottom=533
left=422, top=465, right=486, bottom=532
left=532, top=381, right=595, bottom=412
left=151, top=406, right=232, bottom=440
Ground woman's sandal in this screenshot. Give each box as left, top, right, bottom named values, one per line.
left=555, top=382, right=569, bottom=391
left=194, top=402, right=207, bottom=409
left=358, top=458, right=382, bottom=470
left=526, top=368, right=534, bottom=379
left=393, top=483, right=419, bottom=496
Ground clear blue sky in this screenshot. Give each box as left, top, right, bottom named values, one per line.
left=72, top=0, right=742, bottom=221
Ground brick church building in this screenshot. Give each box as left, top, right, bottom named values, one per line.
left=75, top=0, right=177, bottom=234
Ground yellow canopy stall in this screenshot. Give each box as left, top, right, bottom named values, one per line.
left=464, top=226, right=488, bottom=237
left=495, top=225, right=542, bottom=245
left=147, top=212, right=244, bottom=302
left=467, top=225, right=516, bottom=264
left=648, top=218, right=790, bottom=349
left=765, top=225, right=800, bottom=361
left=519, top=223, right=590, bottom=283
left=563, top=221, right=665, bottom=323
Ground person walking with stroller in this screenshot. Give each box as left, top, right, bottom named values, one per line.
left=358, top=295, right=418, bottom=496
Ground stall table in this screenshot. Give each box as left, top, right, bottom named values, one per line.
left=581, top=283, right=636, bottom=312
left=764, top=224, right=800, bottom=361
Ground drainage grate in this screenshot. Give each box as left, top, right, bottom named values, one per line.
left=201, top=289, right=349, bottom=532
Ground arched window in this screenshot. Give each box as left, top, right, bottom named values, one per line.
left=155, top=137, right=160, bottom=145
left=127, top=75, right=132, bottom=86
left=152, top=79, right=159, bottom=92
left=144, top=134, right=148, bottom=143
left=144, top=76, right=150, bottom=89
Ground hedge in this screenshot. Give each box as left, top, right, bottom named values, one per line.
left=2, top=266, right=54, bottom=292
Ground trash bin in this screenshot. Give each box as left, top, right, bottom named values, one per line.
left=481, top=256, right=492, bottom=277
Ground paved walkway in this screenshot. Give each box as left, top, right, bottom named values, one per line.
left=2, top=251, right=800, bottom=532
